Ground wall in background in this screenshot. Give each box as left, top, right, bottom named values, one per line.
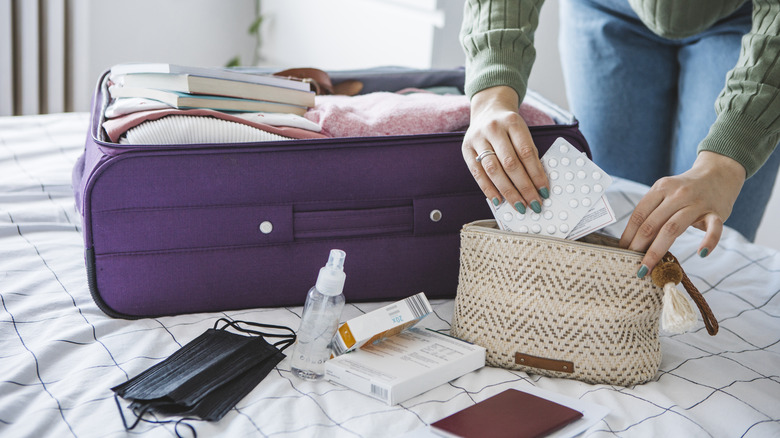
left=528, top=1, right=568, bottom=109
left=0, top=0, right=257, bottom=115
left=258, top=0, right=443, bottom=70
left=75, top=0, right=257, bottom=110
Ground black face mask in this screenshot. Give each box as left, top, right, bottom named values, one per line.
left=112, top=319, right=295, bottom=435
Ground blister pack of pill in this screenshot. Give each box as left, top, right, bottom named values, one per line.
left=488, top=137, right=616, bottom=239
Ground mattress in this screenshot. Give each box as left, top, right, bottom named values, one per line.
left=0, top=113, right=778, bottom=437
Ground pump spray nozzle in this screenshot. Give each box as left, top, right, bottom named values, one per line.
left=315, top=249, right=346, bottom=296
left=326, top=249, right=346, bottom=270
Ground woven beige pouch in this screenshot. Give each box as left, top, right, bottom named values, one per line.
left=451, top=220, right=716, bottom=386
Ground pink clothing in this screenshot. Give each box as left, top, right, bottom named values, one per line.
left=102, top=108, right=328, bottom=143
left=102, top=92, right=556, bottom=144
left=303, top=91, right=555, bottom=138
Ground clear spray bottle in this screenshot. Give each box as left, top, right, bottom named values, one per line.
left=290, top=249, right=347, bottom=380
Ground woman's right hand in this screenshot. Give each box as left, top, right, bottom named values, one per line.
left=462, top=86, right=549, bottom=214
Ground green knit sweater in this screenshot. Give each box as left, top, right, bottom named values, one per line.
left=461, top=0, right=780, bottom=177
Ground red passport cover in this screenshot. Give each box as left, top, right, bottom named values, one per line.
left=431, top=389, right=583, bottom=438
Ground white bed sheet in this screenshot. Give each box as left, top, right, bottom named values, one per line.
left=0, top=113, right=778, bottom=438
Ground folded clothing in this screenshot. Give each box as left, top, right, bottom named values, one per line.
left=120, top=115, right=293, bottom=145
left=103, top=90, right=557, bottom=145
left=304, top=91, right=555, bottom=138
left=103, top=108, right=327, bottom=144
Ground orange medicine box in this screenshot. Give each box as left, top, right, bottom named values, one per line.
left=330, top=292, right=432, bottom=356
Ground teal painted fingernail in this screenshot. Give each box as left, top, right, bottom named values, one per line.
left=637, top=264, right=649, bottom=279
left=514, top=202, right=526, bottom=214
left=492, top=197, right=500, bottom=206
left=539, top=187, right=549, bottom=199
left=530, top=200, right=542, bottom=213
left=699, top=248, right=709, bottom=258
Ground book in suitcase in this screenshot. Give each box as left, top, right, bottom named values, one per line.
left=72, top=68, right=591, bottom=318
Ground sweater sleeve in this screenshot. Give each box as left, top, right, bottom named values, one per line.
left=460, top=0, right=546, bottom=101
left=698, top=0, right=780, bottom=178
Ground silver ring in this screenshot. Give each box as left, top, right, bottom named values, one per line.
left=476, top=150, right=497, bottom=163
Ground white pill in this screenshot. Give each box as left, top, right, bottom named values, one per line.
left=566, top=184, right=575, bottom=194
left=581, top=185, right=591, bottom=194
left=592, top=171, right=602, bottom=180
left=518, top=225, right=529, bottom=233
left=544, top=211, right=553, bottom=220
left=594, top=184, right=603, bottom=193
left=569, top=199, right=579, bottom=208
left=577, top=170, right=587, bottom=179
left=548, top=158, right=558, bottom=168
left=549, top=170, right=559, bottom=180
left=531, top=213, right=541, bottom=221
left=560, top=224, right=570, bottom=233
left=531, top=224, right=542, bottom=234
left=576, top=158, right=585, bottom=167
left=503, top=212, right=514, bottom=222
left=565, top=172, right=574, bottom=181
left=559, top=144, right=569, bottom=153
left=582, top=198, right=592, bottom=207
left=559, top=211, right=568, bottom=220
left=561, top=157, right=571, bottom=166
left=547, top=225, right=557, bottom=234
left=543, top=199, right=552, bottom=207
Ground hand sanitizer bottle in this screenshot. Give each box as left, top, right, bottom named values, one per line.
left=290, top=249, right=347, bottom=380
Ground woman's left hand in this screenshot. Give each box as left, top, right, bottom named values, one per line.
left=620, top=151, right=746, bottom=277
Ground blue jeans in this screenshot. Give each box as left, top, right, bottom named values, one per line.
left=559, top=0, right=780, bottom=241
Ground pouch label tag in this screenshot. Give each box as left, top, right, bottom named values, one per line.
left=515, top=352, right=574, bottom=373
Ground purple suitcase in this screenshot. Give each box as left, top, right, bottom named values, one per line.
left=73, top=68, right=591, bottom=318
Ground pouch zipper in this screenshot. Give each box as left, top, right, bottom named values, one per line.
left=463, top=220, right=644, bottom=259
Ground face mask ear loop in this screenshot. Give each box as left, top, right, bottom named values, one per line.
left=114, top=394, right=156, bottom=432
left=213, top=318, right=296, bottom=351
left=174, top=418, right=197, bottom=438
left=213, top=318, right=296, bottom=339
left=274, top=336, right=296, bottom=352
left=114, top=395, right=200, bottom=438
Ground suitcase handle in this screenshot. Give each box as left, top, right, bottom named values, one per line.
left=294, top=204, right=413, bottom=239
left=292, top=193, right=488, bottom=241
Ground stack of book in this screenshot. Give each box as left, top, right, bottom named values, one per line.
left=108, top=63, right=315, bottom=115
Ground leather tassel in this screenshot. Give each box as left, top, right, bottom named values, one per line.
left=661, top=282, right=696, bottom=333
left=652, top=258, right=696, bottom=334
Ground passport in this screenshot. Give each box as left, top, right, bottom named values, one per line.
left=430, top=389, right=583, bottom=438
